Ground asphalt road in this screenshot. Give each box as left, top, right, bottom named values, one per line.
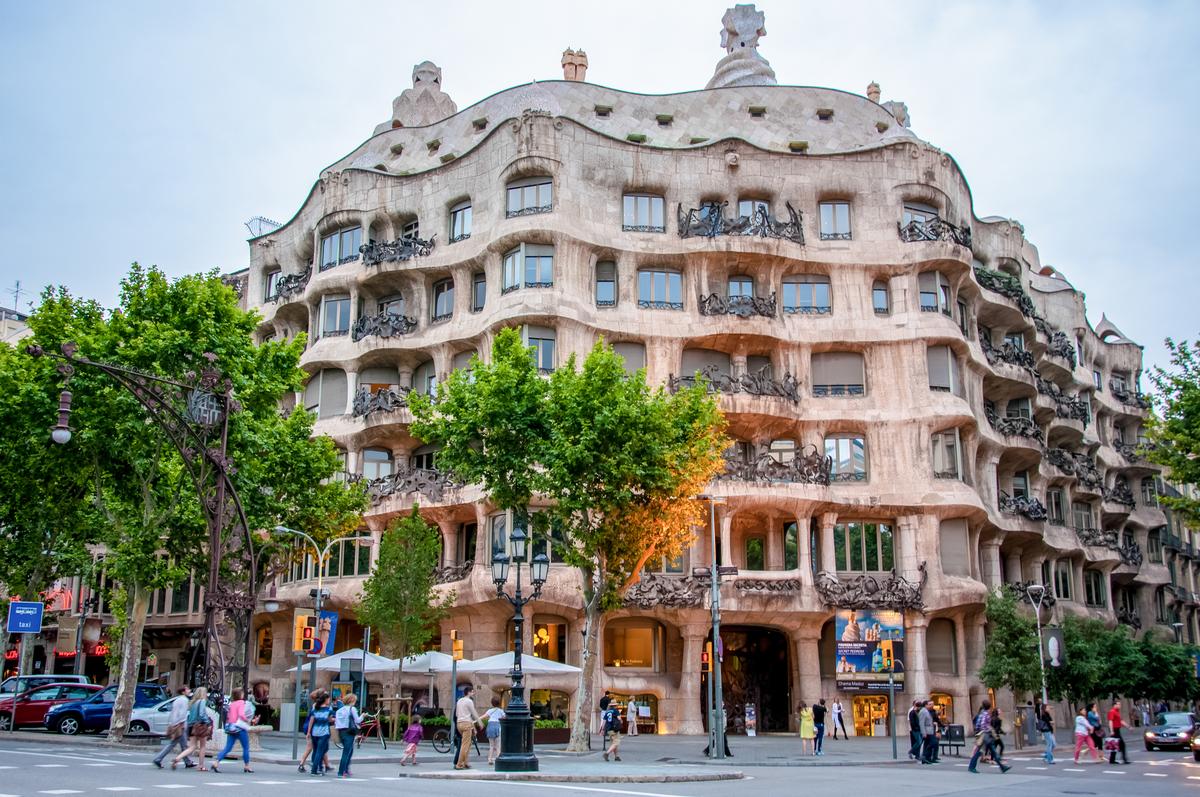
left=0, top=742, right=1197, bottom=796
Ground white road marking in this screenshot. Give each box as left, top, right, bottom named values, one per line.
left=35, top=764, right=68, bottom=768
left=486, top=783, right=719, bottom=797
left=1025, top=766, right=1047, bottom=770
left=373, top=776, right=404, bottom=780
left=0, top=767, right=13, bottom=770
left=1103, top=769, right=1127, bottom=774
left=252, top=782, right=288, bottom=785
left=205, top=783, right=240, bottom=787
left=86, top=763, right=117, bottom=767
left=99, top=789, right=143, bottom=792
left=39, top=792, right=85, bottom=795
left=1144, top=773, right=1168, bottom=777
left=0, top=749, right=144, bottom=766
left=1064, top=767, right=1085, bottom=772
left=153, top=787, right=194, bottom=790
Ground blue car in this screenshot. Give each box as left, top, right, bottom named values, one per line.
left=43, top=683, right=167, bottom=735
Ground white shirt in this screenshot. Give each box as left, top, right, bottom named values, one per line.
left=167, top=695, right=189, bottom=725
left=334, top=704, right=362, bottom=730
left=831, top=702, right=843, bottom=716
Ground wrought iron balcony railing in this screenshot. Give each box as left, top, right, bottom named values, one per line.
left=622, top=223, right=666, bottom=233
left=668, top=364, right=800, bottom=404
left=1103, top=480, right=1137, bottom=508
left=265, top=267, right=311, bottom=304
left=812, top=384, right=865, bottom=398
left=814, top=563, right=927, bottom=611
left=506, top=204, right=553, bottom=219
left=1046, top=331, right=1078, bottom=369
left=433, top=560, right=474, bottom=584
left=1035, top=374, right=1091, bottom=425
left=981, top=335, right=1036, bottom=372
left=1006, top=580, right=1057, bottom=607
left=319, top=254, right=360, bottom=272
left=1109, top=382, right=1153, bottom=410
left=1116, top=606, right=1142, bottom=630
left=360, top=235, right=436, bottom=266
left=1114, top=441, right=1142, bottom=462
left=985, top=409, right=1045, bottom=445
left=698, top=292, right=776, bottom=318
left=348, top=465, right=459, bottom=504
left=973, top=266, right=1037, bottom=317
left=999, top=491, right=1048, bottom=521
left=638, top=299, right=684, bottom=310
left=351, top=312, right=418, bottom=342
left=352, top=386, right=410, bottom=418
left=898, top=217, right=972, bottom=247
left=678, top=201, right=805, bottom=245
left=717, top=443, right=832, bottom=485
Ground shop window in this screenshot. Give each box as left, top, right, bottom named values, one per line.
left=603, top=618, right=664, bottom=670
left=833, top=521, right=893, bottom=573
left=532, top=617, right=568, bottom=663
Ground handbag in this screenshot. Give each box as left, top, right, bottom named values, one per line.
left=1103, top=736, right=1121, bottom=752
left=167, top=722, right=184, bottom=740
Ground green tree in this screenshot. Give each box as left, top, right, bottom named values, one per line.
left=1131, top=631, right=1200, bottom=704
left=357, top=507, right=451, bottom=673
left=1148, top=338, right=1200, bottom=524
left=979, top=589, right=1043, bottom=698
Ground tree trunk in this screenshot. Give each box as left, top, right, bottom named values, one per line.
left=108, top=585, right=149, bottom=742
left=566, top=591, right=601, bottom=752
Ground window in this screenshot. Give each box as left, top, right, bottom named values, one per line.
left=825, top=435, right=867, bottom=481
left=956, top=300, right=969, bottom=335
left=819, top=201, right=851, bottom=240
left=783, top=521, right=799, bottom=570
left=1054, top=560, right=1073, bottom=600
left=264, top=269, right=282, bottom=299
left=471, top=271, right=486, bottom=311
left=931, top=429, right=961, bottom=479
left=533, top=618, right=568, bottom=663
left=638, top=269, right=683, bottom=310
left=1076, top=336, right=1085, bottom=365
left=918, top=271, right=952, bottom=315
left=411, top=444, right=437, bottom=471
left=782, top=275, right=831, bottom=314
left=506, top=177, right=553, bottom=217
left=939, top=519, right=970, bottom=577
left=903, top=202, right=939, bottom=226
left=1006, top=397, right=1032, bottom=421
left=432, top=278, right=454, bottom=321
left=303, top=368, right=348, bottom=419
left=622, top=194, right=665, bottom=232
left=1142, top=478, right=1159, bottom=507
left=1155, top=587, right=1169, bottom=623
left=728, top=275, right=753, bottom=298
left=1004, top=332, right=1025, bottom=351
left=526, top=325, right=556, bottom=373
left=502, top=249, right=520, bottom=293
left=1149, top=528, right=1163, bottom=563
left=325, top=533, right=372, bottom=578
left=926, top=345, right=962, bottom=396
left=737, top=198, right=769, bottom=220
left=456, top=523, right=478, bottom=564
left=1047, top=488, right=1065, bottom=525
left=833, top=521, right=893, bottom=572
left=596, top=261, right=617, bottom=307
left=644, top=552, right=685, bottom=574
left=362, top=448, right=393, bottom=480
left=170, top=577, right=193, bottom=614
left=872, top=280, right=889, bottom=314
left=1093, top=370, right=1103, bottom=391
left=604, top=618, right=664, bottom=670
left=451, top=350, right=476, bottom=375
left=400, top=219, right=420, bottom=242
left=744, top=537, right=765, bottom=571
left=1072, top=501, right=1093, bottom=532
left=321, top=295, right=351, bottom=337
left=612, top=342, right=646, bottom=374
left=450, top=201, right=472, bottom=243
left=320, top=226, right=362, bottom=270
left=490, top=513, right=507, bottom=561
left=378, top=294, right=405, bottom=317
left=524, top=244, right=554, bottom=287
left=1111, top=371, right=1129, bottom=394
left=680, top=348, right=732, bottom=380
left=811, top=352, right=865, bottom=397
left=1041, top=560, right=1051, bottom=587
left=1084, top=570, right=1106, bottom=607
left=927, top=619, right=958, bottom=674
left=768, top=439, right=796, bottom=464
left=413, top=361, right=437, bottom=395
left=1010, top=470, right=1030, bottom=500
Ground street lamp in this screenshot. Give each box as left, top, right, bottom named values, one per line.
left=1025, top=584, right=1050, bottom=705
left=491, top=513, right=550, bottom=772
left=698, top=494, right=727, bottom=760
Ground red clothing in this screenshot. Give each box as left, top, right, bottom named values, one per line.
left=1107, top=706, right=1122, bottom=730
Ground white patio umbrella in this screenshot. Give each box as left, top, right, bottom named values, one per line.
left=286, top=647, right=396, bottom=673
left=459, top=652, right=581, bottom=675
left=396, top=650, right=468, bottom=711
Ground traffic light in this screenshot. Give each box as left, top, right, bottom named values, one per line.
left=702, top=641, right=712, bottom=672
left=451, top=629, right=464, bottom=661
left=292, top=609, right=318, bottom=653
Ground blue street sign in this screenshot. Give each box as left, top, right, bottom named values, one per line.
left=6, top=601, right=44, bottom=634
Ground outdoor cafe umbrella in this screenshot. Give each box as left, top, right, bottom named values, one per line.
left=285, top=647, right=396, bottom=673
left=459, top=652, right=581, bottom=675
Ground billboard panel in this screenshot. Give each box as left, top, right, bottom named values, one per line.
left=834, top=608, right=905, bottom=692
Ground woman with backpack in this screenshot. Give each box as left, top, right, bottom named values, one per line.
left=211, top=688, right=254, bottom=774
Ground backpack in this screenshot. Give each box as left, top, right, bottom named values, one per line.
left=603, top=708, right=621, bottom=733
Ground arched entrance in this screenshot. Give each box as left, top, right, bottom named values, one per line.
left=703, top=625, right=791, bottom=734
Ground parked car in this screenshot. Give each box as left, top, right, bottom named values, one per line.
left=130, top=696, right=222, bottom=739
left=0, top=674, right=90, bottom=695
left=1144, top=711, right=1197, bottom=751
left=0, top=683, right=103, bottom=730
left=43, top=682, right=167, bottom=735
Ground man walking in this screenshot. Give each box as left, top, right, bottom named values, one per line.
left=967, top=700, right=1011, bottom=774
left=907, top=700, right=922, bottom=760
left=1107, top=701, right=1130, bottom=765
left=454, top=685, right=483, bottom=770
left=152, top=686, right=194, bottom=770
left=831, top=699, right=847, bottom=739
left=919, top=700, right=938, bottom=764
left=812, top=699, right=827, bottom=756
left=602, top=703, right=623, bottom=761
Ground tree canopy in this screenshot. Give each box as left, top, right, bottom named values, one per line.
left=1149, top=338, right=1200, bottom=524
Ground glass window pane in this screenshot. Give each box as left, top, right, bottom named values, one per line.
left=668, top=273, right=681, bottom=304
left=651, top=197, right=664, bottom=228
left=849, top=523, right=864, bottom=571
left=880, top=525, right=894, bottom=570
left=507, top=187, right=520, bottom=213
left=638, top=271, right=651, bottom=301
left=654, top=271, right=665, bottom=301
left=624, top=196, right=635, bottom=227
left=783, top=522, right=799, bottom=570
left=814, top=283, right=830, bottom=307
left=783, top=282, right=797, bottom=308
left=597, top=280, right=614, bottom=303
left=820, top=203, right=833, bottom=233
left=864, top=523, right=878, bottom=571
left=834, top=526, right=847, bottom=570
left=745, top=538, right=764, bottom=571
left=835, top=203, right=850, bottom=232
left=491, top=515, right=507, bottom=558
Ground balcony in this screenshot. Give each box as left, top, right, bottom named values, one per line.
left=812, top=383, right=865, bottom=398
left=897, top=217, right=971, bottom=248
left=1103, top=479, right=1137, bottom=509
left=1116, top=606, right=1142, bottom=630
left=348, top=465, right=458, bottom=504
left=319, top=254, right=359, bottom=272
left=668, top=364, right=800, bottom=404
left=981, top=334, right=1036, bottom=372
left=352, top=386, right=410, bottom=418
left=986, top=409, right=1045, bottom=445
left=350, top=312, right=418, bottom=343
left=677, top=201, right=805, bottom=245
left=433, top=560, right=474, bottom=585
left=813, top=563, right=928, bottom=611
left=717, top=443, right=832, bottom=485
left=360, top=235, right=436, bottom=266
left=1109, top=382, right=1153, bottom=411
left=1035, top=374, right=1090, bottom=425
left=973, top=266, right=1036, bottom=317
left=999, top=491, right=1048, bottom=521
left=1046, top=331, right=1078, bottom=370
left=1046, top=448, right=1102, bottom=489
left=265, top=267, right=311, bottom=304
left=1006, top=580, right=1056, bottom=607
left=698, top=292, right=776, bottom=319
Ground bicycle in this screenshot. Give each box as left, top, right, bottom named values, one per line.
left=430, top=727, right=480, bottom=756
left=332, top=711, right=387, bottom=750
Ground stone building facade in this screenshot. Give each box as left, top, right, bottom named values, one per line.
left=234, top=8, right=1187, bottom=735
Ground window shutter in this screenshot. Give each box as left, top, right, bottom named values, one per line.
left=681, top=348, right=731, bottom=376
left=320, top=369, right=347, bottom=418
left=812, top=352, right=863, bottom=385
left=452, top=351, right=476, bottom=371
left=746, top=355, right=771, bottom=375
left=612, top=342, right=646, bottom=373
left=927, top=345, right=952, bottom=390
left=304, top=375, right=320, bottom=411
left=596, top=261, right=616, bottom=281
left=926, top=619, right=957, bottom=674
left=939, top=519, right=970, bottom=576
left=918, top=271, right=938, bottom=293
left=359, top=367, right=398, bottom=385
left=524, top=244, right=555, bottom=258
left=525, top=324, right=556, bottom=341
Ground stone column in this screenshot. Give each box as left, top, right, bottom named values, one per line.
left=676, top=625, right=707, bottom=735
left=731, top=353, right=748, bottom=378
left=796, top=515, right=813, bottom=585
left=1025, top=556, right=1045, bottom=585
left=1005, top=550, right=1023, bottom=585
left=795, top=631, right=822, bottom=709
left=345, top=370, right=358, bottom=413
left=979, top=542, right=1002, bottom=588
left=766, top=515, right=782, bottom=571
left=897, top=515, right=920, bottom=580
left=345, top=448, right=359, bottom=477
left=953, top=614, right=970, bottom=725
left=905, top=615, right=928, bottom=700
left=820, top=513, right=838, bottom=573
left=720, top=512, right=733, bottom=568
left=437, top=520, right=458, bottom=567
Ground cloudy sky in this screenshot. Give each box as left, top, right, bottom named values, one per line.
left=1, top=0, right=1197, bottom=372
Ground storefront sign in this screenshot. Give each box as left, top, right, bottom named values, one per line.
left=834, top=608, right=905, bottom=692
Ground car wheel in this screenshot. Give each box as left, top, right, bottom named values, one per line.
left=56, top=715, right=81, bottom=735
left=0, top=713, right=11, bottom=732
left=129, top=721, right=150, bottom=734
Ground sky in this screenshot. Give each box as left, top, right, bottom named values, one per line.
left=1, top=0, right=1197, bottom=373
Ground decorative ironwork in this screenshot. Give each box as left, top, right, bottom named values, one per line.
left=813, top=563, right=928, bottom=611
left=349, top=465, right=459, bottom=504
left=505, top=204, right=553, bottom=219
left=717, top=443, right=832, bottom=485
left=1035, top=374, right=1091, bottom=425
left=898, top=217, right=972, bottom=248
left=638, top=299, right=684, bottom=310
left=999, top=491, right=1048, bottom=521
left=622, top=573, right=706, bottom=609
left=501, top=284, right=520, bottom=296
left=434, top=560, right=473, bottom=584
left=449, top=233, right=471, bottom=244
left=698, top=292, right=777, bottom=318
left=812, top=384, right=865, bottom=397
left=734, top=578, right=805, bottom=593
left=352, top=386, right=410, bottom=418
left=622, top=224, right=666, bottom=233
left=1110, top=382, right=1152, bottom=410
left=982, top=337, right=1036, bottom=371
left=351, top=312, right=418, bottom=342
left=430, top=312, right=453, bottom=324
left=221, top=273, right=247, bottom=300
left=360, top=235, right=436, bottom=266
left=677, top=201, right=805, bottom=245
left=1046, top=332, right=1078, bottom=369
left=1116, top=606, right=1142, bottom=630
left=1104, top=479, right=1136, bottom=508
left=985, top=407, right=1044, bottom=444
left=1006, top=581, right=1057, bottom=608
left=266, top=267, right=310, bottom=304
left=820, top=231, right=852, bottom=241
left=524, top=281, right=554, bottom=289
left=1119, top=539, right=1144, bottom=568
left=973, top=266, right=1036, bottom=317
left=668, top=364, right=800, bottom=404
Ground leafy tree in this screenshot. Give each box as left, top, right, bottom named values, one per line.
left=1148, top=338, right=1200, bottom=524
left=1131, top=631, right=1200, bottom=704
left=357, top=507, right=451, bottom=674
left=979, top=589, right=1043, bottom=698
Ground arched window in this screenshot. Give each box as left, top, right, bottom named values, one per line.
left=603, top=618, right=665, bottom=671
left=532, top=614, right=569, bottom=663
left=926, top=619, right=958, bottom=674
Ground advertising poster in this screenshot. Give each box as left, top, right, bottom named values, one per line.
left=834, top=608, right=905, bottom=692
left=1042, top=626, right=1065, bottom=668
left=312, top=610, right=339, bottom=656
left=745, top=704, right=757, bottom=737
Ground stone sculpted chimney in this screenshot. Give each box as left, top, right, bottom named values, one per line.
left=561, top=48, right=589, bottom=82
left=373, top=61, right=458, bottom=134
left=866, top=81, right=881, bottom=104
left=706, top=4, right=777, bottom=89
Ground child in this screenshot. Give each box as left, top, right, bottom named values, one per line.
left=485, top=697, right=506, bottom=764
left=399, top=715, right=423, bottom=767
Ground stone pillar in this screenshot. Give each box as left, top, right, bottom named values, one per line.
left=979, top=542, right=1002, bottom=589
left=897, top=515, right=920, bottom=580
left=731, top=353, right=748, bottom=378
left=796, top=515, right=813, bottom=584
left=820, top=513, right=838, bottom=573
left=795, top=631, right=822, bottom=708
left=720, top=513, right=733, bottom=568
left=766, top=515, right=782, bottom=571
left=345, top=448, right=359, bottom=476
left=676, top=625, right=706, bottom=735
left=953, top=614, right=970, bottom=725
left=905, top=615, right=929, bottom=700
left=399, top=365, right=415, bottom=391
left=437, top=520, right=458, bottom=567
left=1005, top=550, right=1023, bottom=585
left=1025, top=556, right=1045, bottom=585
left=345, top=370, right=358, bottom=412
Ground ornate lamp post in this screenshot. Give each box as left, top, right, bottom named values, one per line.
left=491, top=517, right=550, bottom=772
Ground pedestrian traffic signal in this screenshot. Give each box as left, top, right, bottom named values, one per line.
left=292, top=609, right=318, bottom=653
left=451, top=629, right=464, bottom=660
left=702, top=641, right=712, bottom=672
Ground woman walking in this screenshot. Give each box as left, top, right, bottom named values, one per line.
left=297, top=690, right=324, bottom=773
left=1038, top=703, right=1056, bottom=764
left=211, top=688, right=254, bottom=774
left=1086, top=702, right=1104, bottom=752
left=334, top=693, right=362, bottom=778
left=307, top=693, right=333, bottom=776
left=1073, top=707, right=1102, bottom=763
left=797, top=701, right=815, bottom=755
left=485, top=698, right=505, bottom=765
left=399, top=715, right=424, bottom=767
left=173, top=687, right=213, bottom=771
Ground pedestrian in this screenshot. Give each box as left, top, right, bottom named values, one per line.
left=173, top=687, right=213, bottom=771
left=485, top=697, right=505, bottom=765
left=1038, top=703, right=1056, bottom=764
left=1106, top=700, right=1130, bottom=765
left=153, top=686, right=194, bottom=770
left=1073, top=707, right=1101, bottom=764
left=297, top=689, right=322, bottom=773
left=598, top=690, right=611, bottom=735
left=967, top=700, right=1011, bottom=774
left=334, top=693, right=362, bottom=777
left=797, top=701, right=814, bottom=755
left=454, top=684, right=483, bottom=770
left=831, top=698, right=848, bottom=739
left=990, top=707, right=1006, bottom=761
left=919, top=700, right=937, bottom=765
left=306, top=692, right=333, bottom=776
left=907, top=700, right=923, bottom=760
left=812, top=699, right=827, bottom=756
left=626, top=699, right=639, bottom=737
left=602, top=702, right=623, bottom=761
left=399, top=714, right=423, bottom=766
left=1086, top=702, right=1103, bottom=750
left=211, top=687, right=255, bottom=774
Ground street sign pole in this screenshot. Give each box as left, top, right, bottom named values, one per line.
left=292, top=653, right=303, bottom=760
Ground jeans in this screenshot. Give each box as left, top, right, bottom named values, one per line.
left=1108, top=728, right=1127, bottom=763
left=909, top=730, right=923, bottom=758
left=338, top=730, right=356, bottom=775
left=968, top=734, right=1004, bottom=771
left=217, top=727, right=250, bottom=765
left=922, top=734, right=937, bottom=763
left=310, top=734, right=330, bottom=774
left=1043, top=730, right=1056, bottom=762
left=154, top=727, right=192, bottom=766
left=814, top=722, right=825, bottom=754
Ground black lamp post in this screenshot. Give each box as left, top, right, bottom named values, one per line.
left=491, top=518, right=550, bottom=772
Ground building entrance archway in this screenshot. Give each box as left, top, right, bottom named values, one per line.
left=702, top=625, right=791, bottom=734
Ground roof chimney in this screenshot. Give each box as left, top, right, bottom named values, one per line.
left=866, top=81, right=881, bottom=104
left=561, top=48, right=588, bottom=82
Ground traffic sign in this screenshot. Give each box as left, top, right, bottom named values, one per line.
left=6, top=601, right=44, bottom=634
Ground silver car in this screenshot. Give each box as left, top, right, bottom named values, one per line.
left=129, top=697, right=225, bottom=749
